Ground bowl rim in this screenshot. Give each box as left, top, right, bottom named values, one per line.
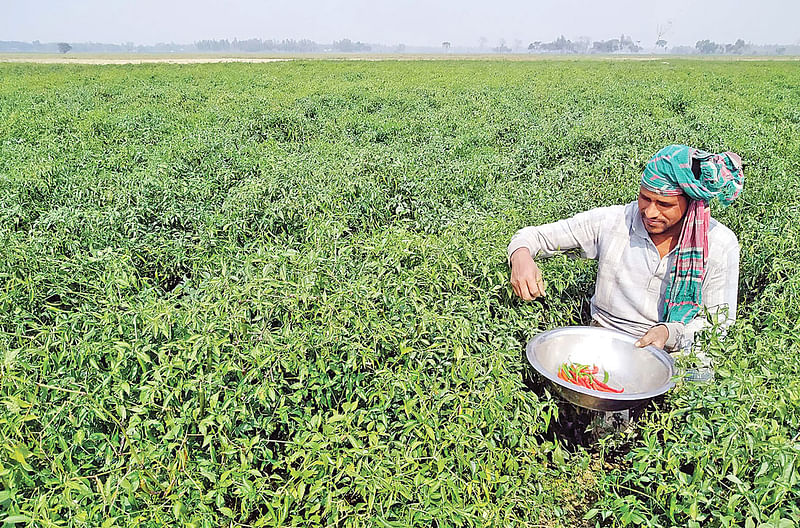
left=526, top=325, right=676, bottom=401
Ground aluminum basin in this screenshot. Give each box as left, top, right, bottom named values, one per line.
left=526, top=326, right=675, bottom=411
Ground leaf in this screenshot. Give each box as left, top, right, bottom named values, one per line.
left=1, top=516, right=32, bottom=524
left=552, top=443, right=565, bottom=466
left=726, top=474, right=743, bottom=485
left=9, top=445, right=30, bottom=465
left=424, top=424, right=436, bottom=441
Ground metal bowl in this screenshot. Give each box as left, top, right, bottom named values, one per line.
left=526, top=326, right=675, bottom=411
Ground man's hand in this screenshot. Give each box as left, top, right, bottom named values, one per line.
left=634, top=325, right=669, bottom=349
left=510, top=249, right=546, bottom=300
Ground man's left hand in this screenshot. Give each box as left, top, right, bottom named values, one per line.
left=634, top=325, right=669, bottom=349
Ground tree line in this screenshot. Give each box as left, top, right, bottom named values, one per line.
left=0, top=37, right=796, bottom=55
left=525, top=35, right=763, bottom=54
left=194, top=38, right=370, bottom=52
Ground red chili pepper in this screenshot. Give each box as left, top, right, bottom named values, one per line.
left=592, top=378, right=624, bottom=393
left=558, top=362, right=624, bottom=393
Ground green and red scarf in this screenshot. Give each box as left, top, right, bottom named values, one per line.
left=641, top=145, right=744, bottom=324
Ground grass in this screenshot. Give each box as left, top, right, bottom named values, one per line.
left=0, top=59, right=799, bottom=527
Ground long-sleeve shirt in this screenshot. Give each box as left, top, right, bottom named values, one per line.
left=507, top=202, right=740, bottom=350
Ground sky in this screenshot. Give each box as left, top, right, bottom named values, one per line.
left=2, top=0, right=799, bottom=48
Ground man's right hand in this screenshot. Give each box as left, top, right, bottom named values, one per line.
left=510, top=249, right=546, bottom=300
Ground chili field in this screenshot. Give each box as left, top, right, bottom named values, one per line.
left=1, top=59, right=799, bottom=527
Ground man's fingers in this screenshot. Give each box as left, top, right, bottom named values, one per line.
left=525, top=278, right=544, bottom=299
left=521, top=280, right=535, bottom=300
left=512, top=276, right=534, bottom=300
left=536, top=276, right=546, bottom=297
left=511, top=279, right=520, bottom=298
left=635, top=326, right=668, bottom=348
left=511, top=272, right=545, bottom=301
left=531, top=266, right=545, bottom=297
left=510, top=259, right=546, bottom=301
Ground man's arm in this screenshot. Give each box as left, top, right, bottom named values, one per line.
left=508, top=208, right=607, bottom=300
left=507, top=208, right=606, bottom=264
left=638, top=242, right=740, bottom=351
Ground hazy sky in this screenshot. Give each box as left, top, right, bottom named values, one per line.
left=3, top=0, right=799, bottom=47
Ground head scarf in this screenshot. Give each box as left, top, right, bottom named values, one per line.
left=641, top=144, right=744, bottom=324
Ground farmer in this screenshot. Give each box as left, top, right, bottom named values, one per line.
left=508, top=144, right=743, bottom=352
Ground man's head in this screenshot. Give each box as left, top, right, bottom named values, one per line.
left=640, top=145, right=743, bottom=205
left=638, top=145, right=744, bottom=236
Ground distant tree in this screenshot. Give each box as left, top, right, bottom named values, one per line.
left=395, top=43, right=406, bottom=53
left=442, top=41, right=451, bottom=52
left=696, top=39, right=721, bottom=54
left=332, top=38, right=370, bottom=52
left=57, top=42, right=71, bottom=54
left=616, top=34, right=641, bottom=52
left=528, top=41, right=541, bottom=52
left=656, top=39, right=668, bottom=49
left=539, top=35, right=574, bottom=53
left=776, top=46, right=786, bottom=55
left=553, top=35, right=570, bottom=52
left=335, top=38, right=354, bottom=52
left=725, top=38, right=746, bottom=54
left=592, top=39, right=620, bottom=53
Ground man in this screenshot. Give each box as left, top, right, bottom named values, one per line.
left=508, top=145, right=743, bottom=352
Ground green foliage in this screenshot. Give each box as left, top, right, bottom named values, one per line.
left=0, top=59, right=799, bottom=527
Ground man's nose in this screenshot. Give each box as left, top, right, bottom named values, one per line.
left=644, top=202, right=659, bottom=218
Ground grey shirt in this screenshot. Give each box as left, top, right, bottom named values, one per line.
left=508, top=202, right=740, bottom=350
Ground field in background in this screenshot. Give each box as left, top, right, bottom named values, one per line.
left=1, top=59, right=799, bottom=527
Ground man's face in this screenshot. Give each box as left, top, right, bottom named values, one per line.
left=637, top=186, right=689, bottom=235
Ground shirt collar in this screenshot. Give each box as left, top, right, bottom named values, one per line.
left=629, top=202, right=651, bottom=241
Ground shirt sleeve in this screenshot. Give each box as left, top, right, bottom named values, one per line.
left=662, top=241, right=740, bottom=350
left=507, top=208, right=607, bottom=264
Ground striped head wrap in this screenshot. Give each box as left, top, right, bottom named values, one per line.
left=641, top=144, right=744, bottom=324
